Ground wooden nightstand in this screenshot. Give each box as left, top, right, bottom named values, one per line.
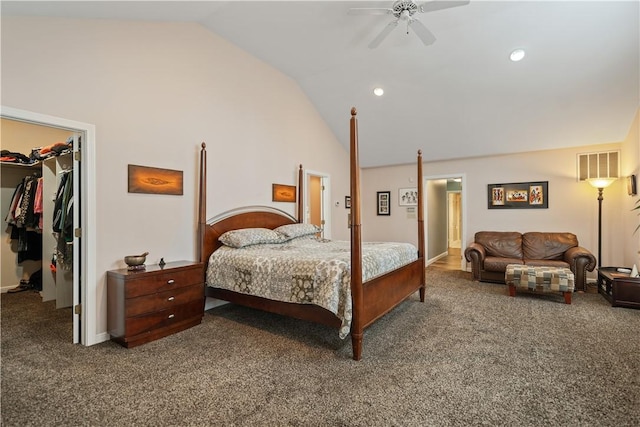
left=597, top=267, right=640, bottom=309
left=107, top=261, right=204, bottom=348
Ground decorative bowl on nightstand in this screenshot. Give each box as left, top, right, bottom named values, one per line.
left=124, top=252, right=148, bottom=270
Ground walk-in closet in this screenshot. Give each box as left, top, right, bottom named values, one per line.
left=1, top=118, right=76, bottom=321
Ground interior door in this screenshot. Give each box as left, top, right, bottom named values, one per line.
left=72, top=133, right=81, bottom=343
left=308, top=175, right=323, bottom=237
left=447, top=191, right=461, bottom=248
left=305, top=171, right=332, bottom=239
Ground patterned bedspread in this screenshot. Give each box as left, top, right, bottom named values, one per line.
left=206, top=237, right=418, bottom=338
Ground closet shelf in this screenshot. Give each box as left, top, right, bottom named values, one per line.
left=1, top=161, right=42, bottom=170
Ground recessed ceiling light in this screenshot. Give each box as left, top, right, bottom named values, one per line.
left=373, top=87, right=384, bottom=96
left=510, top=49, right=525, bottom=62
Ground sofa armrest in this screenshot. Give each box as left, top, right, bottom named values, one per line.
left=464, top=243, right=486, bottom=281
left=564, top=246, right=597, bottom=291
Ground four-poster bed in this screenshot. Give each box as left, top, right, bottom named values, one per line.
left=197, top=108, right=426, bottom=360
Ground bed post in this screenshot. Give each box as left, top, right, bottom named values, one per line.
left=297, top=164, right=304, bottom=223
left=350, top=107, right=364, bottom=361
left=417, top=150, right=426, bottom=302
left=198, top=142, right=207, bottom=264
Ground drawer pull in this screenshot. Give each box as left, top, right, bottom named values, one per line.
left=167, top=296, right=175, bottom=301
left=167, top=279, right=175, bottom=284
left=168, top=314, right=175, bottom=319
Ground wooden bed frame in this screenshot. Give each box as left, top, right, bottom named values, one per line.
left=197, top=108, right=425, bottom=360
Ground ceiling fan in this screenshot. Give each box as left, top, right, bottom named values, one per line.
left=348, top=0, right=470, bottom=48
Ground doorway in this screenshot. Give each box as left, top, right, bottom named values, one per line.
left=425, top=175, right=466, bottom=271
left=1, top=106, right=96, bottom=345
left=304, top=170, right=331, bottom=239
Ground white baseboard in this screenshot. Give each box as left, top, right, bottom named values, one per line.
left=426, top=251, right=449, bottom=266
left=92, top=332, right=110, bottom=345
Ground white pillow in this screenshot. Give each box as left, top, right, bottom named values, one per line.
left=274, top=223, right=321, bottom=239
left=218, top=228, right=282, bottom=248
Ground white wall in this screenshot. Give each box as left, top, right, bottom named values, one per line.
left=360, top=154, right=424, bottom=246
left=1, top=17, right=350, bottom=342
left=621, top=109, right=640, bottom=268
left=362, top=140, right=635, bottom=275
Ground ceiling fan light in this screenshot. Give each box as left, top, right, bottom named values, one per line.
left=510, top=49, right=525, bottom=62
left=373, top=87, right=384, bottom=96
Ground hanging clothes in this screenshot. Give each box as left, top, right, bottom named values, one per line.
left=34, top=177, right=44, bottom=230
left=53, top=170, right=73, bottom=270
left=4, top=174, right=43, bottom=263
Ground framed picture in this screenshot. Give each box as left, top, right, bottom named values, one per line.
left=345, top=196, right=351, bottom=209
left=377, top=191, right=390, bottom=216
left=398, top=187, right=418, bottom=206
left=272, top=184, right=296, bottom=202
left=128, top=164, right=183, bottom=195
left=488, top=181, right=548, bottom=209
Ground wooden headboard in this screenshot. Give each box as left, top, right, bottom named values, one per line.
left=198, top=143, right=302, bottom=264
left=200, top=207, right=297, bottom=263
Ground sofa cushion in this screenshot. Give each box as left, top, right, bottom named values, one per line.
left=475, top=231, right=523, bottom=259
left=522, top=232, right=578, bottom=260
left=524, top=259, right=570, bottom=269
left=484, top=257, right=523, bottom=273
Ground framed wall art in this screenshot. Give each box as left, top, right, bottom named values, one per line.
left=272, top=184, right=296, bottom=202
left=488, top=181, right=548, bottom=209
left=128, top=164, right=183, bottom=195
left=398, top=187, right=418, bottom=206
left=377, top=191, right=391, bottom=216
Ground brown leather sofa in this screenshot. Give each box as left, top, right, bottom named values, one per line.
left=464, top=231, right=596, bottom=291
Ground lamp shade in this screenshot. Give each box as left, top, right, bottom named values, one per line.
left=587, top=177, right=617, bottom=189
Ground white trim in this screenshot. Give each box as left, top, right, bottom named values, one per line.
left=1, top=105, right=98, bottom=346
left=426, top=251, right=449, bottom=266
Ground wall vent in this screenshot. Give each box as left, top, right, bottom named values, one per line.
left=576, top=150, right=620, bottom=182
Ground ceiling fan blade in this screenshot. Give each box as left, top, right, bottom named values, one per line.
left=409, top=19, right=437, bottom=46
left=420, top=0, right=470, bottom=13
left=348, top=8, right=393, bottom=15
left=368, top=20, right=399, bottom=49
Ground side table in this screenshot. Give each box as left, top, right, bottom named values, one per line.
left=597, top=267, right=640, bottom=309
left=107, top=260, right=205, bottom=347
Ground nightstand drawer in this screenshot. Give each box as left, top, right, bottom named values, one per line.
left=125, top=268, right=202, bottom=298
left=126, top=284, right=203, bottom=317
left=125, top=299, right=204, bottom=337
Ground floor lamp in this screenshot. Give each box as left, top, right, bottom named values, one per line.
left=587, top=177, right=617, bottom=269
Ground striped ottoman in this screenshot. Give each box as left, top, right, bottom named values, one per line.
left=505, top=264, right=575, bottom=304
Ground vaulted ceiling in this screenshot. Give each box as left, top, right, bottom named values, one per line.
left=3, top=1, right=639, bottom=167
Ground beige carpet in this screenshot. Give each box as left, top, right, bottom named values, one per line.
left=2, top=269, right=639, bottom=426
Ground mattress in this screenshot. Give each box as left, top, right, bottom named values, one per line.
left=206, top=236, right=418, bottom=338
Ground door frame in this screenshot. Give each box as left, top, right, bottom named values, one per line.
left=303, top=170, right=331, bottom=239
left=1, top=105, right=96, bottom=345
left=424, top=173, right=467, bottom=271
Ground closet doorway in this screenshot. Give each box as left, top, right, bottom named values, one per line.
left=1, top=106, right=96, bottom=345
left=304, top=170, right=331, bottom=239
